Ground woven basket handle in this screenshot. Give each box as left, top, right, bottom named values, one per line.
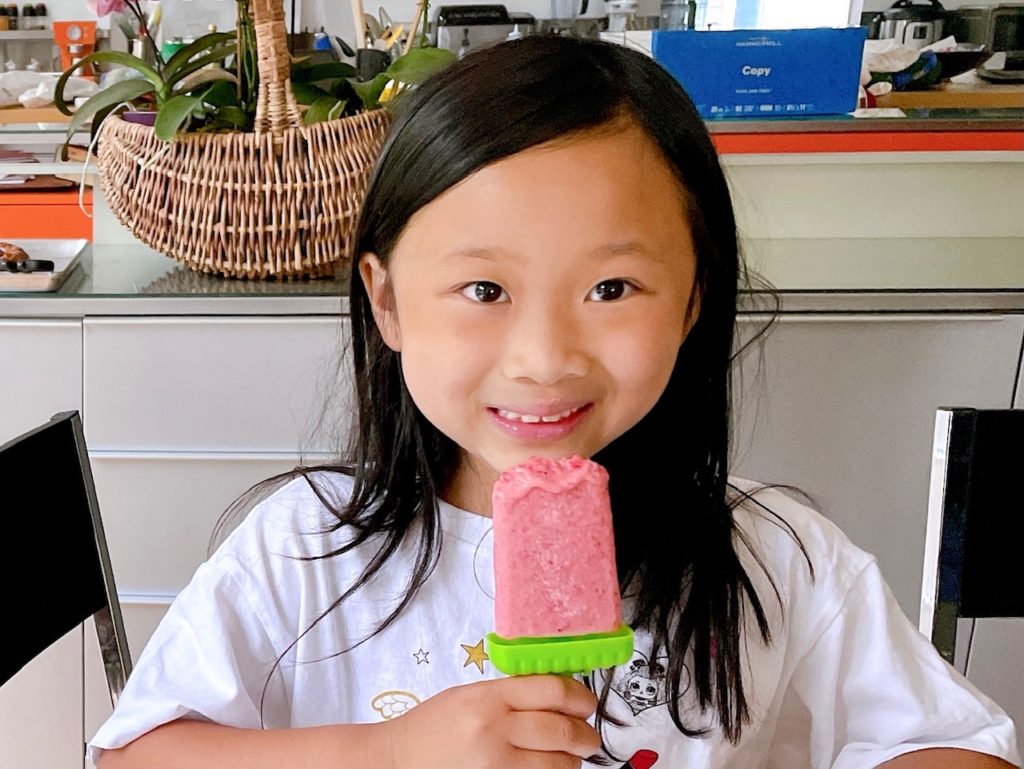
left=251, top=0, right=303, bottom=137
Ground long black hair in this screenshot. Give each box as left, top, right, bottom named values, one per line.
left=224, top=34, right=801, bottom=749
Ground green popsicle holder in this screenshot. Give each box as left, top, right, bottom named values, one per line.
left=486, top=624, right=634, bottom=675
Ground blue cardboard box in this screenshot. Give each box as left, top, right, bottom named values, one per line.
left=652, top=27, right=868, bottom=118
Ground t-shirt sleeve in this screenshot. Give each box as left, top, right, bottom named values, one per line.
left=86, top=559, right=289, bottom=765
left=790, top=558, right=1020, bottom=769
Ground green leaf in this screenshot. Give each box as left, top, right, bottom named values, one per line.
left=164, top=31, right=235, bottom=79
left=214, top=105, right=249, bottom=128
left=88, top=103, right=116, bottom=144
left=327, top=99, right=348, bottom=120
left=54, top=51, right=163, bottom=115
left=173, top=67, right=238, bottom=94
left=348, top=72, right=390, bottom=111
left=291, top=81, right=333, bottom=105
left=384, top=47, right=456, bottom=85
left=291, top=61, right=358, bottom=83
left=200, top=80, right=240, bottom=107
left=154, top=94, right=202, bottom=141
left=166, top=43, right=238, bottom=87
left=64, top=78, right=156, bottom=138
left=303, top=95, right=345, bottom=125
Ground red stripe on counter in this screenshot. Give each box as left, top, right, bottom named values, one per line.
left=712, top=131, right=1024, bottom=154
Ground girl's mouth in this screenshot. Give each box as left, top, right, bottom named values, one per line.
left=488, top=403, right=592, bottom=441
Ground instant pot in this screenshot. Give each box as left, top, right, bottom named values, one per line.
left=874, top=0, right=948, bottom=49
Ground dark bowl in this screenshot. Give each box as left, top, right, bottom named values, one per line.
left=119, top=111, right=158, bottom=126
left=935, top=47, right=989, bottom=79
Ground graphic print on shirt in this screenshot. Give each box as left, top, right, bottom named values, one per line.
left=610, top=649, right=675, bottom=715
left=413, top=647, right=430, bottom=664
left=461, top=638, right=489, bottom=673
left=371, top=690, right=421, bottom=719
left=617, top=749, right=660, bottom=769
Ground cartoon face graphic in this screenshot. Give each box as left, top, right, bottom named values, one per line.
left=611, top=649, right=677, bottom=715
left=622, top=660, right=665, bottom=711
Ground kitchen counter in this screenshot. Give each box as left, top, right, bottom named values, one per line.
left=707, top=108, right=1024, bottom=153
left=706, top=107, right=1024, bottom=134
left=1, top=238, right=1023, bottom=317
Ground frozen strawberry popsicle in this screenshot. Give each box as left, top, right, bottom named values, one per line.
left=487, top=456, right=633, bottom=675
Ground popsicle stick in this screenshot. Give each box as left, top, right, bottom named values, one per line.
left=350, top=0, right=366, bottom=48
left=403, top=0, right=426, bottom=55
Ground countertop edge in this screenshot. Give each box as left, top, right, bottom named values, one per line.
left=5, top=292, right=1024, bottom=317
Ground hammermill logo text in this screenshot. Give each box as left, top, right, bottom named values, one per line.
left=736, top=36, right=782, bottom=47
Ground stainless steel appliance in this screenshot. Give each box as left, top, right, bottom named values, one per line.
left=875, top=0, right=947, bottom=50
left=949, top=4, right=1024, bottom=52
left=433, top=5, right=536, bottom=54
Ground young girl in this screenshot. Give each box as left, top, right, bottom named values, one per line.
left=90, top=36, right=1019, bottom=769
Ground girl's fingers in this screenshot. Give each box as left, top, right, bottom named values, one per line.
left=496, top=675, right=598, bottom=719
left=507, top=711, right=602, bottom=758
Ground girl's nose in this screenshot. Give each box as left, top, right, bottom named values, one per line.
left=500, top=304, right=588, bottom=385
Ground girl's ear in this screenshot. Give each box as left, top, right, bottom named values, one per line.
left=358, top=253, right=402, bottom=351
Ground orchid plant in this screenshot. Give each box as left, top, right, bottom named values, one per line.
left=55, top=0, right=454, bottom=142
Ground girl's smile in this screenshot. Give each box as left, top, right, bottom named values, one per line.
left=360, top=119, right=699, bottom=515
left=488, top=402, right=594, bottom=441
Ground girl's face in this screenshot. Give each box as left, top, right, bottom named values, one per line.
left=360, top=121, right=698, bottom=515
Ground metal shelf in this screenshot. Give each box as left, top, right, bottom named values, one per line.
left=0, top=161, right=95, bottom=174
left=0, top=30, right=53, bottom=41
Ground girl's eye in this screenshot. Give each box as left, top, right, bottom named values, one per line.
left=461, top=281, right=508, bottom=303
left=588, top=279, right=634, bottom=302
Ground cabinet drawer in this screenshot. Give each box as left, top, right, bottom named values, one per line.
left=0, top=626, right=83, bottom=769
left=91, top=453, right=311, bottom=595
left=732, top=314, right=1024, bottom=618
left=0, top=319, right=81, bottom=445
left=83, top=317, right=351, bottom=451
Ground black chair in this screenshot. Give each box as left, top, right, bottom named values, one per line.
left=919, top=408, right=1024, bottom=666
left=0, top=411, right=131, bottom=705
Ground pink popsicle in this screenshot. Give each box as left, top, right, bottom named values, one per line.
left=492, top=455, right=622, bottom=639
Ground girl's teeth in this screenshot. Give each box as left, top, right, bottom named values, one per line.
left=497, top=407, right=580, bottom=423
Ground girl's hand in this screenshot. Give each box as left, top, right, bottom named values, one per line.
left=383, top=674, right=601, bottom=769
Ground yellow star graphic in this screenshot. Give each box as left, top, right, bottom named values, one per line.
left=461, top=639, right=489, bottom=674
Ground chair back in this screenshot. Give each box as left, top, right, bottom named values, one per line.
left=920, top=408, right=1024, bottom=664
left=0, top=412, right=131, bottom=705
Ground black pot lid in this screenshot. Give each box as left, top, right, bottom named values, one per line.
left=882, top=7, right=946, bottom=20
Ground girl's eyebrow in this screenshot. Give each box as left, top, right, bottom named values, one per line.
left=443, top=247, right=506, bottom=261
left=442, top=241, right=663, bottom=262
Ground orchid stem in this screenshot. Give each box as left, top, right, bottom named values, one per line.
left=123, top=0, right=164, bottom=73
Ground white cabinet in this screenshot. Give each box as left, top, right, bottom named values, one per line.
left=0, top=627, right=83, bottom=769
left=732, top=314, right=1024, bottom=617
left=731, top=313, right=1024, bottom=749
left=0, top=319, right=83, bottom=769
left=0, top=319, right=81, bottom=444
left=83, top=317, right=351, bottom=452
left=76, top=316, right=349, bottom=763
left=1, top=313, right=348, bottom=767
left=89, top=453, right=310, bottom=595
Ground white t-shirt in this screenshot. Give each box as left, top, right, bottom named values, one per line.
left=89, top=473, right=1021, bottom=769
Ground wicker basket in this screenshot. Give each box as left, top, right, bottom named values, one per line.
left=97, top=0, right=390, bottom=279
